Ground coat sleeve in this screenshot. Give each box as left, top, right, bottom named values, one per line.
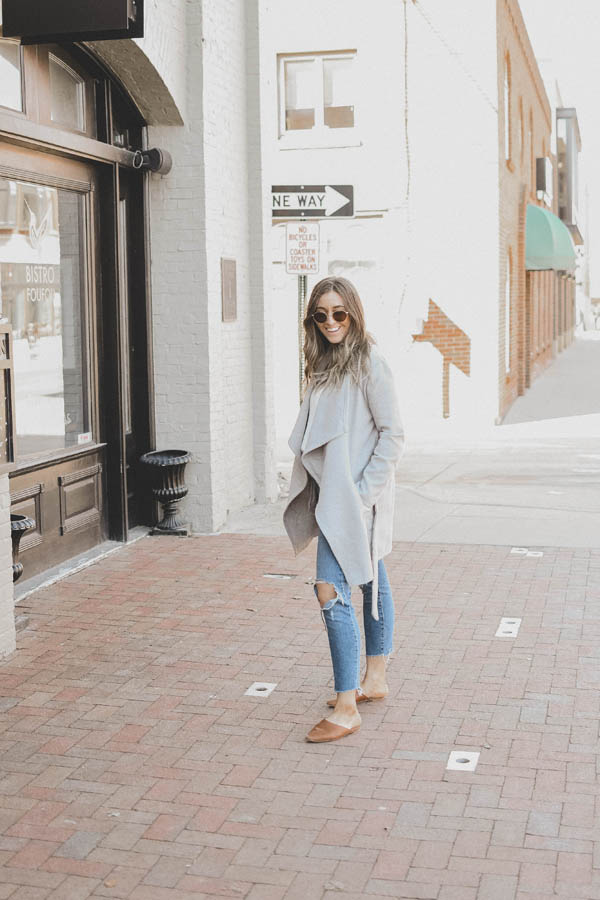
left=356, top=352, right=404, bottom=509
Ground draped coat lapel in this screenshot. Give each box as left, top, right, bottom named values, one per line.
left=284, top=348, right=404, bottom=619
left=288, top=379, right=347, bottom=457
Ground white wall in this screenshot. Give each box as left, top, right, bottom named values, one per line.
left=404, top=0, right=500, bottom=432
left=262, top=0, right=501, bottom=462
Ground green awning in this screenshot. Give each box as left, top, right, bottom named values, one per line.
left=525, top=203, right=576, bottom=272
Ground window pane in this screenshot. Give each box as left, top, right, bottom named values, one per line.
left=110, top=86, right=142, bottom=150
left=0, top=179, right=89, bottom=458
left=323, top=57, right=354, bottom=128
left=285, top=60, right=316, bottom=130
left=49, top=54, right=85, bottom=131
left=0, top=40, right=23, bottom=112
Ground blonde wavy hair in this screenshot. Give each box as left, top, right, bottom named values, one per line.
left=303, top=276, right=374, bottom=389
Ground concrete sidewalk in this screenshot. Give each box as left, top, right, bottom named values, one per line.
left=394, top=332, right=600, bottom=548
left=1, top=533, right=599, bottom=899
left=225, top=335, right=600, bottom=549
left=503, top=332, right=600, bottom=426
left=224, top=433, right=600, bottom=550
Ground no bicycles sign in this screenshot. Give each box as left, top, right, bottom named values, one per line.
left=285, top=222, right=320, bottom=275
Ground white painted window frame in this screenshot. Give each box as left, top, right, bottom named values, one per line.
left=277, top=50, right=360, bottom=150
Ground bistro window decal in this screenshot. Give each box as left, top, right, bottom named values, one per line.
left=25, top=201, right=52, bottom=250
left=1, top=0, right=144, bottom=43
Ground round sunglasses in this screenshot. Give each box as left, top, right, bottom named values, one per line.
left=312, top=309, right=349, bottom=324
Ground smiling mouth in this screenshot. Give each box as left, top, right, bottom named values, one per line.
left=326, top=326, right=341, bottom=333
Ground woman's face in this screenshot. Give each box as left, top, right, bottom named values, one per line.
left=314, top=290, right=351, bottom=345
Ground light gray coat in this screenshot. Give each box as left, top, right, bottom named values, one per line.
left=283, top=347, right=404, bottom=618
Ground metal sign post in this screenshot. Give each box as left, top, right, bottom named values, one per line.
left=297, top=275, right=307, bottom=404
left=274, top=184, right=354, bottom=402
left=286, top=223, right=320, bottom=403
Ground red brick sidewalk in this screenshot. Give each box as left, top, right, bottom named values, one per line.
left=1, top=535, right=599, bottom=900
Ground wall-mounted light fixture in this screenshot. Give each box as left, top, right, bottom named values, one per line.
left=132, top=148, right=173, bottom=176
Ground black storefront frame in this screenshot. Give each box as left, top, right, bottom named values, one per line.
left=2, top=39, right=155, bottom=579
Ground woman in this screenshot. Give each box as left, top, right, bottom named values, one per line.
left=284, top=276, right=404, bottom=743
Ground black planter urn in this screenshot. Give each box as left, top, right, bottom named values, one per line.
left=140, top=449, right=192, bottom=536
left=10, top=514, right=35, bottom=583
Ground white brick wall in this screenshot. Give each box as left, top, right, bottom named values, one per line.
left=0, top=476, right=16, bottom=658
left=146, top=0, right=212, bottom=529
left=202, top=0, right=255, bottom=526
left=147, top=0, right=276, bottom=531
left=248, top=0, right=278, bottom=504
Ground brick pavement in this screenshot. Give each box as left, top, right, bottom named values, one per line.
left=0, top=535, right=599, bottom=899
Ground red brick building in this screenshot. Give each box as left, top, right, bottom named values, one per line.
left=497, top=0, right=577, bottom=420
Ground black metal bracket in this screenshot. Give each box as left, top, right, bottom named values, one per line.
left=132, top=148, right=172, bottom=175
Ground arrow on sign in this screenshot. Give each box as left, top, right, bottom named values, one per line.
left=272, top=184, right=354, bottom=218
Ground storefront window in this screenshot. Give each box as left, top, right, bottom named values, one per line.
left=0, top=39, right=23, bottom=112
left=0, top=178, right=89, bottom=458
left=49, top=53, right=85, bottom=131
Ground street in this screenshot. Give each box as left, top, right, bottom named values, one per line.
left=0, top=337, right=599, bottom=900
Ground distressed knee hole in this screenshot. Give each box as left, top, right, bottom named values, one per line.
left=314, top=581, right=345, bottom=610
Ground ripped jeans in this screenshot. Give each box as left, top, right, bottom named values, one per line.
left=315, top=530, right=394, bottom=693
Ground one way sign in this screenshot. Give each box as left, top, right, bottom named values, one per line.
left=272, top=185, right=354, bottom=218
